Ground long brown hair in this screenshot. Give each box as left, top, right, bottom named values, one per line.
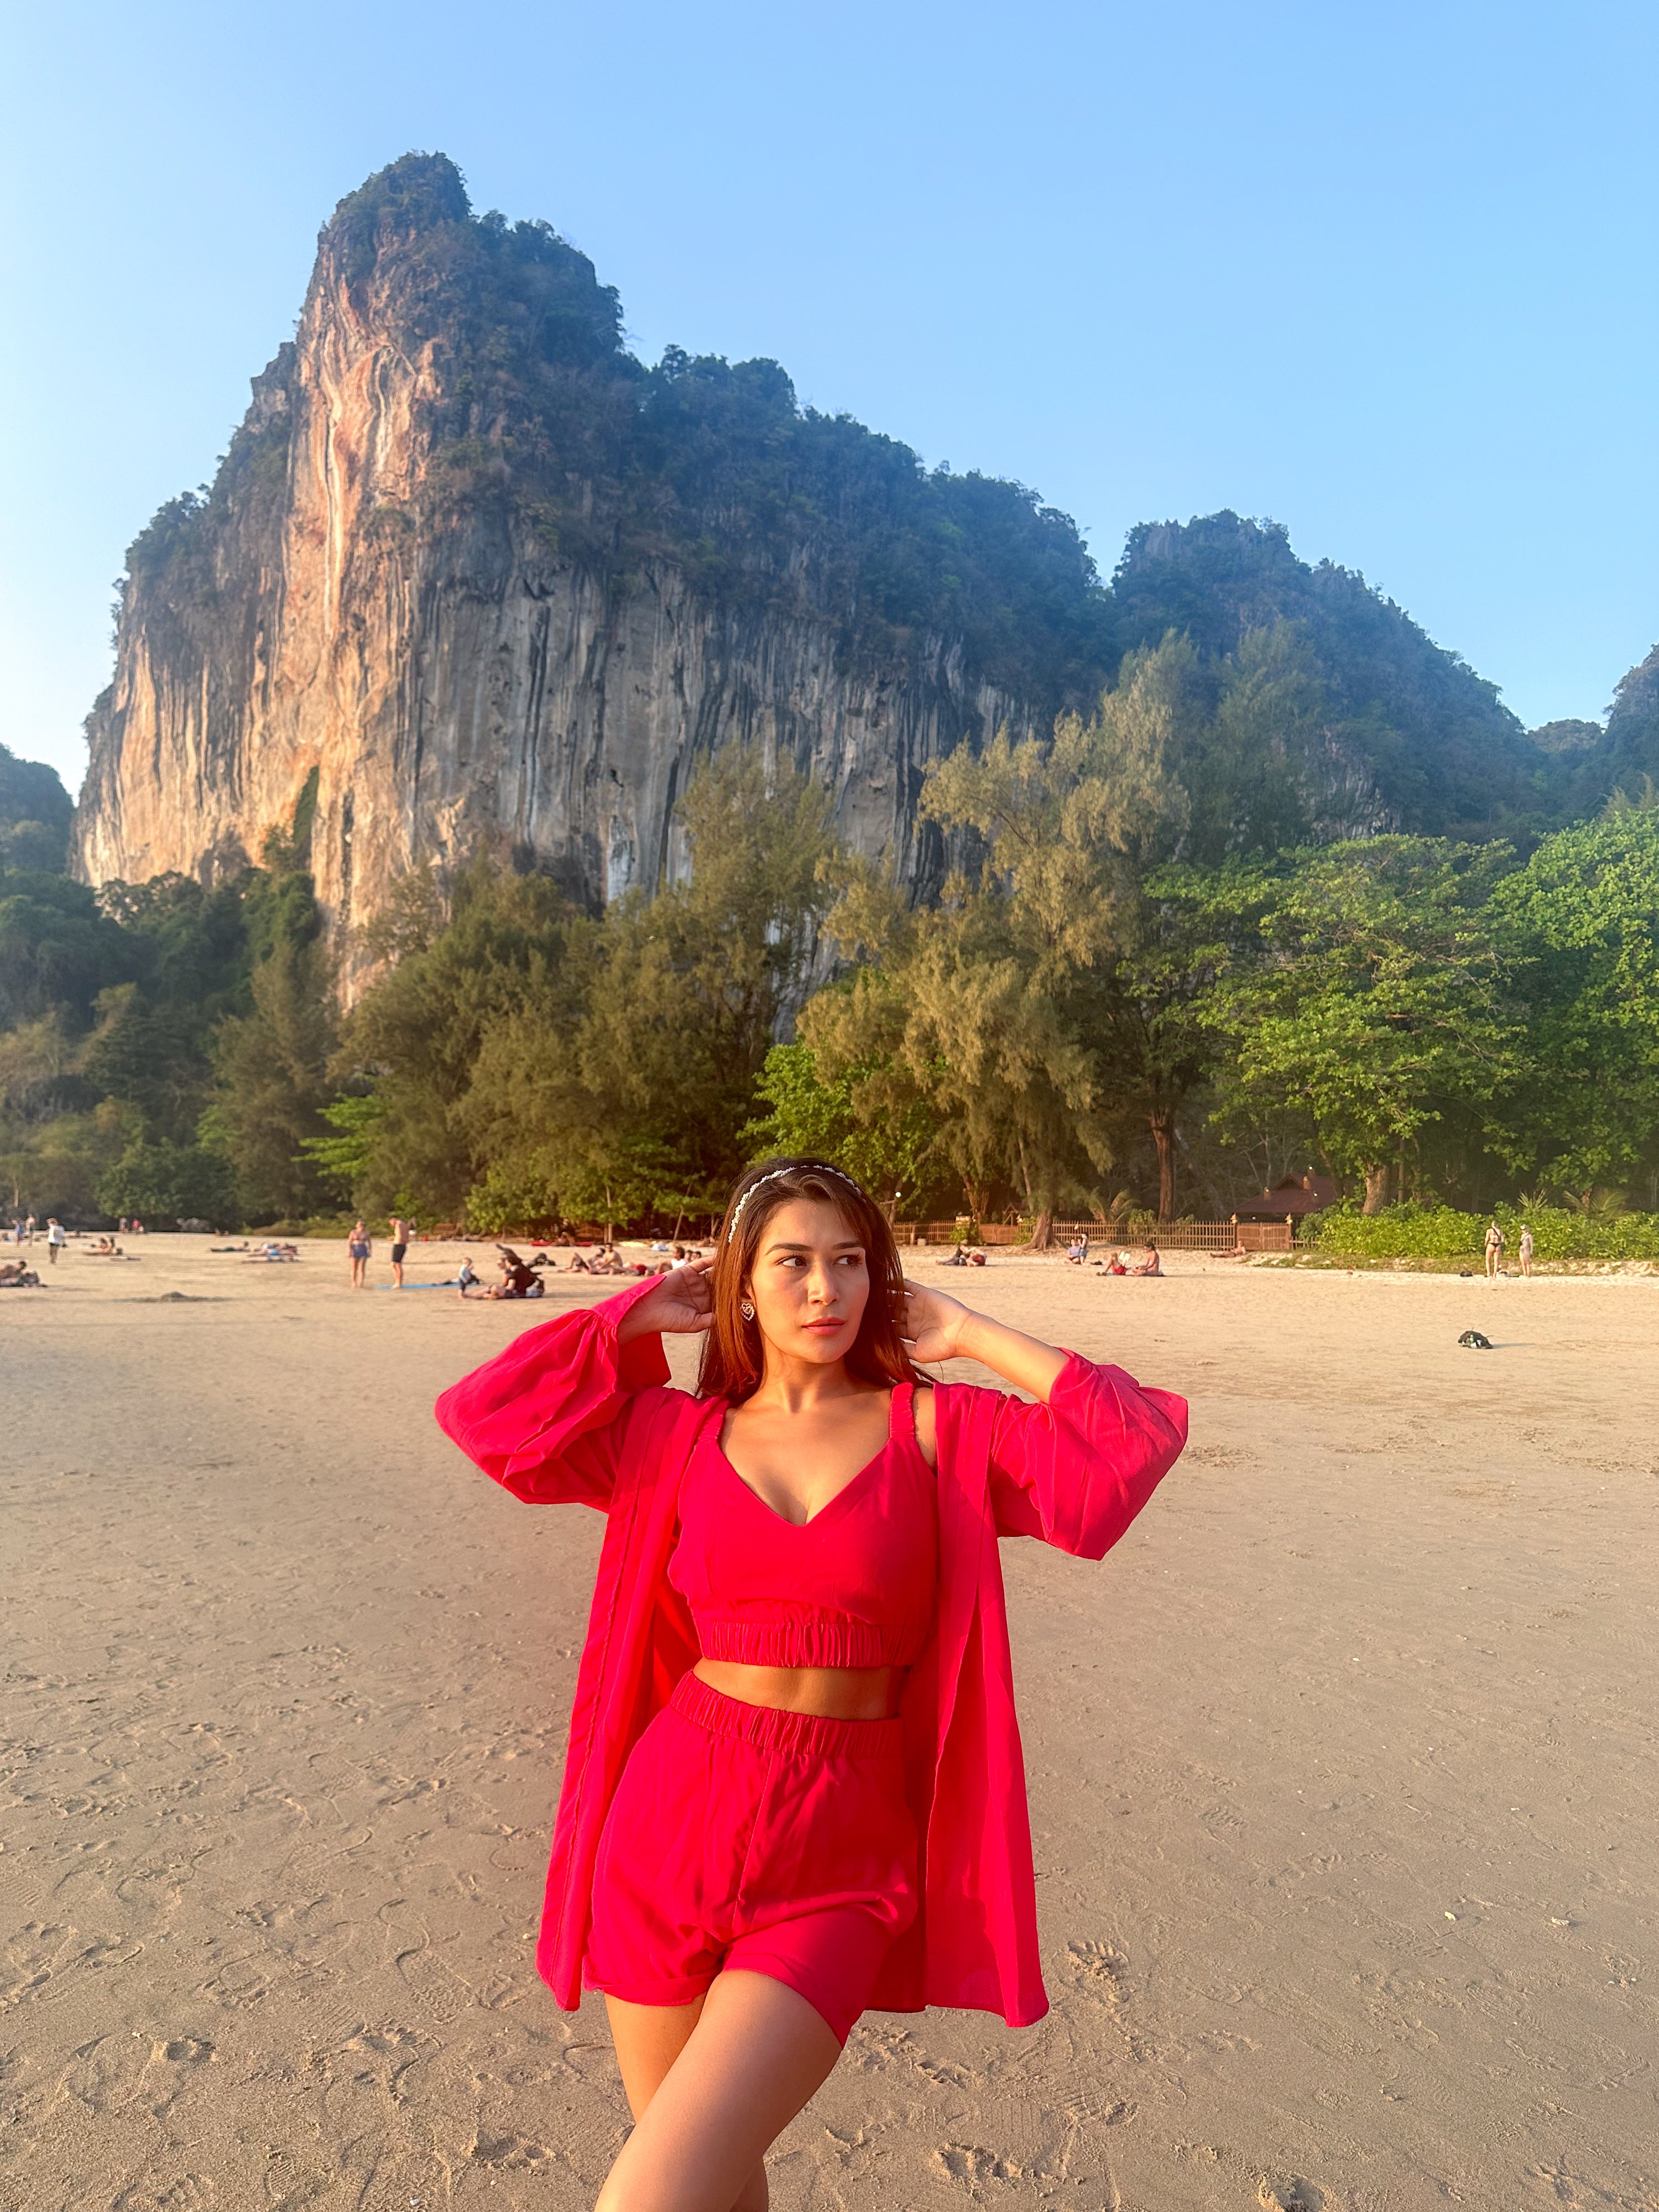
left=696, top=1156, right=920, bottom=1404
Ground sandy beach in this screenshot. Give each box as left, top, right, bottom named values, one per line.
left=3, top=1235, right=1654, bottom=2211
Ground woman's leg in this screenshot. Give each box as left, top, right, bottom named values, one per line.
left=598, top=1971, right=840, bottom=2212
left=608, top=1992, right=773, bottom=2208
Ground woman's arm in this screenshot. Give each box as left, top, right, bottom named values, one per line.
left=904, top=1279, right=1187, bottom=1557
left=435, top=1269, right=703, bottom=1508
left=901, top=1282, right=1066, bottom=1400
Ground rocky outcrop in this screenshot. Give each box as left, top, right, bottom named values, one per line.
left=75, top=160, right=1057, bottom=992
left=82, top=156, right=1616, bottom=977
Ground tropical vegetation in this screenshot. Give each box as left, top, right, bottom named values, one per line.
left=7, top=678, right=1658, bottom=1250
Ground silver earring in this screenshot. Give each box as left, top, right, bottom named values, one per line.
left=740, top=1300, right=755, bottom=1320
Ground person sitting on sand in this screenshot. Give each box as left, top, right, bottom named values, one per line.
left=1125, top=1240, right=1162, bottom=1278
left=1099, top=1248, right=1127, bottom=1276
left=489, top=1250, right=540, bottom=1300
left=0, top=1260, right=41, bottom=1287
left=1064, top=1238, right=1088, bottom=1266
left=938, top=1246, right=967, bottom=1267
left=566, top=1249, right=595, bottom=1274
left=89, top=1234, right=125, bottom=1257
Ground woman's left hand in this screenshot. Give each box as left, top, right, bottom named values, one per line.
left=901, top=1280, right=972, bottom=1363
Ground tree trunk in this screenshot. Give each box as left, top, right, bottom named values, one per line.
left=1029, top=1209, right=1053, bottom=1251
left=1361, top=1164, right=1392, bottom=1214
left=1149, top=1108, right=1176, bottom=1219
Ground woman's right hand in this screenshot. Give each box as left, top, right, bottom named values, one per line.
left=617, top=1256, right=715, bottom=1340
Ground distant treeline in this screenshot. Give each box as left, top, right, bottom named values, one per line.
left=4, top=643, right=1657, bottom=1236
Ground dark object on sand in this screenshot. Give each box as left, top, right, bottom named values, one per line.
left=1457, top=1328, right=1494, bottom=1349
left=1458, top=1269, right=1474, bottom=1278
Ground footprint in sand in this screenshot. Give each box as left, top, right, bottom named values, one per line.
left=1258, top=2179, right=1332, bottom=2211
left=1065, top=1937, right=1128, bottom=2002
left=468, top=2131, right=556, bottom=2172
left=933, top=2144, right=1024, bottom=2184
left=0, top=1919, right=77, bottom=2009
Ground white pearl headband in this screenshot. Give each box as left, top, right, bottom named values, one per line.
left=725, top=1163, right=865, bottom=1243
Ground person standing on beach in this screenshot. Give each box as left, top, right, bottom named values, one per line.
left=45, top=1218, right=65, bottom=1265
left=1485, top=1219, right=1505, bottom=1279
left=435, top=1155, right=1188, bottom=2211
left=1519, top=1223, right=1535, bottom=1277
left=348, top=1220, right=371, bottom=1290
left=389, top=1214, right=410, bottom=1289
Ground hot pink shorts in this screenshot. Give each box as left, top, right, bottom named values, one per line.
left=585, top=1674, right=918, bottom=2044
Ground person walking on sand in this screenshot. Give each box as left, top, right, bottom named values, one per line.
left=45, top=1218, right=65, bottom=1265
left=434, top=1155, right=1188, bottom=2212
left=348, top=1220, right=371, bottom=1290
left=1519, top=1223, right=1535, bottom=1277
left=1485, top=1218, right=1505, bottom=1280
left=389, top=1213, right=410, bottom=1289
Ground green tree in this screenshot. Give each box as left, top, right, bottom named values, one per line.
left=1486, top=811, right=1659, bottom=1201
left=1181, top=838, right=1521, bottom=1211
left=457, top=747, right=837, bottom=1227
left=743, top=1037, right=936, bottom=1206
left=0, top=868, right=135, bottom=1029
left=914, top=635, right=1224, bottom=1218
left=208, top=864, right=338, bottom=1222
left=336, top=858, right=583, bottom=1218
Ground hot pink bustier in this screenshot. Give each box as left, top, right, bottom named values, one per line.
left=669, top=1383, right=938, bottom=1668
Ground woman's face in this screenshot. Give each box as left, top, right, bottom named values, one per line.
left=746, top=1198, right=870, bottom=1368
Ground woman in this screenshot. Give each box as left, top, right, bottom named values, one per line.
left=435, top=1157, right=1186, bottom=2212
left=347, top=1219, right=371, bottom=1290
left=1485, top=1217, right=1505, bottom=1280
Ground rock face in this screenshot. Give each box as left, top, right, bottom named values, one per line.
left=81, top=155, right=1635, bottom=982
left=75, top=159, right=1078, bottom=990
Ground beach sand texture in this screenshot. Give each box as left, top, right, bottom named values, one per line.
left=3, top=1238, right=1654, bottom=2211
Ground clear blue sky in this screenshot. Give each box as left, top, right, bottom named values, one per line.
left=3, top=0, right=1655, bottom=793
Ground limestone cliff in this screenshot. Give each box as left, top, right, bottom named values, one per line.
left=76, top=156, right=1106, bottom=985
left=79, top=155, right=1597, bottom=978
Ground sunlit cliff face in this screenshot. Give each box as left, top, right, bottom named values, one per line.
left=73, top=166, right=1029, bottom=1004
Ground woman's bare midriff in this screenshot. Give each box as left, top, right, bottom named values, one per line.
left=691, top=1658, right=903, bottom=1721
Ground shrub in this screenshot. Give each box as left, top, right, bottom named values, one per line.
left=1304, top=1201, right=1659, bottom=1261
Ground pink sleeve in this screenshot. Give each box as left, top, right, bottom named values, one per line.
left=986, top=1353, right=1188, bottom=1556
left=433, top=1276, right=674, bottom=1509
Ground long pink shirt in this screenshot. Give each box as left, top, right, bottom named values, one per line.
left=434, top=1279, right=1187, bottom=2027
